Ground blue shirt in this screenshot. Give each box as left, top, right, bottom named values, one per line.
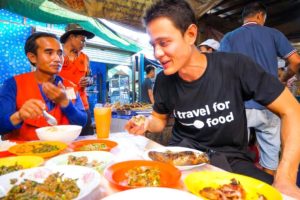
left=220, top=22, right=296, bottom=109
left=0, top=75, right=87, bottom=134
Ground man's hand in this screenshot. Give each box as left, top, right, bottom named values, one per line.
left=125, top=115, right=148, bottom=136
left=42, top=82, right=69, bottom=107
left=78, top=76, right=92, bottom=88
left=10, top=99, right=45, bottom=125
left=273, top=179, right=300, bottom=199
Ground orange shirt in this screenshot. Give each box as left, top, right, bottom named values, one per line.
left=60, top=52, right=90, bottom=109
left=6, top=72, right=71, bottom=141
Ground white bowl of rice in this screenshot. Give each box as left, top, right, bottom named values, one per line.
left=36, top=125, right=82, bottom=143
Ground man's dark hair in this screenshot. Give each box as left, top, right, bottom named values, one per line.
left=145, top=65, right=155, bottom=74
left=143, top=0, right=196, bottom=35
left=242, top=2, right=267, bottom=20
left=25, top=32, right=58, bottom=55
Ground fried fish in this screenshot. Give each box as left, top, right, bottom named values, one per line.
left=148, top=150, right=209, bottom=166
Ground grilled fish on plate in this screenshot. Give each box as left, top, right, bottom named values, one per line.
left=148, top=150, right=209, bottom=166
left=143, top=147, right=209, bottom=171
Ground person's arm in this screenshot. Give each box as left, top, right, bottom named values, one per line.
left=148, top=89, right=154, bottom=104
left=0, top=78, right=22, bottom=134
left=79, top=56, right=93, bottom=88
left=147, top=111, right=167, bottom=132
left=281, top=52, right=300, bottom=83
left=265, top=88, right=300, bottom=198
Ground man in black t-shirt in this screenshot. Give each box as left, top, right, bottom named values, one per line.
left=125, top=0, right=300, bottom=198
left=141, top=65, right=155, bottom=104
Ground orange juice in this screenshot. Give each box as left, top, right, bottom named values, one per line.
left=94, top=106, right=112, bottom=138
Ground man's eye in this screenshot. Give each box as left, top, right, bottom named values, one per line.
left=159, top=41, right=168, bottom=47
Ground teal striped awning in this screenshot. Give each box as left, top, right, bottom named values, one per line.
left=0, top=0, right=142, bottom=52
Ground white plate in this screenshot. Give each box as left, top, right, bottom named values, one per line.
left=0, top=165, right=101, bottom=199
left=143, top=146, right=207, bottom=171
left=102, top=187, right=202, bottom=200
left=45, top=151, right=114, bottom=173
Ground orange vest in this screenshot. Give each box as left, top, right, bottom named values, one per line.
left=59, top=52, right=90, bottom=109
left=6, top=72, right=74, bottom=141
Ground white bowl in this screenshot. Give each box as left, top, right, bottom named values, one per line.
left=36, top=125, right=82, bottom=143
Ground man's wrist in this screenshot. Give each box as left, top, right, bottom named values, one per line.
left=10, top=111, right=23, bottom=126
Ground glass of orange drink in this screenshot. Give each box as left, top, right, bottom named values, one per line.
left=94, top=104, right=112, bottom=138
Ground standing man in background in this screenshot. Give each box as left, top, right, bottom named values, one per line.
left=141, top=65, right=155, bottom=104
left=220, top=2, right=300, bottom=175
left=60, top=24, right=95, bottom=135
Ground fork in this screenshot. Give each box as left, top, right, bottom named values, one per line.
left=43, top=110, right=58, bottom=126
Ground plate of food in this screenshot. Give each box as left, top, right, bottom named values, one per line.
left=0, top=165, right=101, bottom=199
left=143, top=146, right=209, bottom=170
left=8, top=141, right=67, bottom=158
left=184, top=171, right=282, bottom=200
left=104, top=160, right=181, bottom=190
left=70, top=139, right=118, bottom=152
left=0, top=156, right=44, bottom=176
left=45, top=151, right=114, bottom=173
left=102, top=187, right=201, bottom=200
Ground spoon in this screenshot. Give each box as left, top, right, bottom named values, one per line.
left=179, top=120, right=204, bottom=129
left=43, top=110, right=58, bottom=126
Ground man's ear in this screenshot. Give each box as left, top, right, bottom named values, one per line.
left=27, top=52, right=37, bottom=65
left=256, top=12, right=266, bottom=25
left=184, top=24, right=198, bottom=45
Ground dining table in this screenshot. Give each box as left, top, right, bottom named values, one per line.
left=73, top=131, right=295, bottom=200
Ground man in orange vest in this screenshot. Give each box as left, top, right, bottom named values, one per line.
left=0, top=32, right=87, bottom=141
left=59, top=24, right=95, bottom=135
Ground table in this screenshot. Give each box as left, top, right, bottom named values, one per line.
left=78, top=132, right=295, bottom=200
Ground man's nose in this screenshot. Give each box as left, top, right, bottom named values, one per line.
left=154, top=46, right=164, bottom=59
left=54, top=53, right=63, bottom=63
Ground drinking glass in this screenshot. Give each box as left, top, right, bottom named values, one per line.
left=94, top=103, right=112, bottom=138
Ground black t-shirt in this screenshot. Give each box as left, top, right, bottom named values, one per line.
left=153, top=52, right=284, bottom=156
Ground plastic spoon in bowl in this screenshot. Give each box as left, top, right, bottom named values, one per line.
left=43, top=110, right=57, bottom=126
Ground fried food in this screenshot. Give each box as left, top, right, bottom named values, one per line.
left=199, top=178, right=246, bottom=200
left=132, top=115, right=146, bottom=126
left=113, top=102, right=152, bottom=111
left=148, top=150, right=209, bottom=166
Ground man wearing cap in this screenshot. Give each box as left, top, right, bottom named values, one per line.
left=197, top=39, right=220, bottom=53
left=220, top=2, right=300, bottom=175
left=60, top=24, right=95, bottom=135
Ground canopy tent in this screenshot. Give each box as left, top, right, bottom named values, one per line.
left=47, top=0, right=221, bottom=31
left=0, top=0, right=142, bottom=52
